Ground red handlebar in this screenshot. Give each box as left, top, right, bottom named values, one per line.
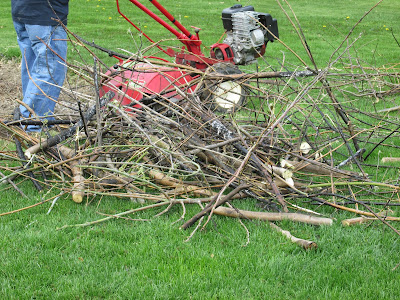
left=116, top=0, right=203, bottom=56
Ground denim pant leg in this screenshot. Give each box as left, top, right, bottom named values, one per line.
left=13, top=22, right=34, bottom=96
left=13, top=22, right=67, bottom=131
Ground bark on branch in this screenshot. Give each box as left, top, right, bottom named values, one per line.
left=213, top=206, right=333, bottom=226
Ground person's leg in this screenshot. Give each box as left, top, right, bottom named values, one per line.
left=18, top=24, right=68, bottom=131
left=13, top=21, right=35, bottom=97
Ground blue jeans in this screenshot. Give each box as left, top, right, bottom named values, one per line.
left=13, top=22, right=67, bottom=132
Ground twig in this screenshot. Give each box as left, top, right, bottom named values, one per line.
left=46, top=194, right=61, bottom=215
left=96, top=211, right=150, bottom=222
left=57, top=201, right=170, bottom=230
left=269, top=222, right=317, bottom=250
left=0, top=170, right=27, bottom=198
left=0, top=193, right=65, bottom=217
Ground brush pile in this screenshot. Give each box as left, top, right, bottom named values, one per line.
left=1, top=29, right=400, bottom=244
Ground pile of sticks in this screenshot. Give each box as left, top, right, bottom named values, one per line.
left=1, top=28, right=400, bottom=247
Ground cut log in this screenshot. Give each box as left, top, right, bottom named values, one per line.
left=341, top=217, right=370, bottom=226
left=382, top=157, right=400, bottom=163
left=58, top=145, right=85, bottom=203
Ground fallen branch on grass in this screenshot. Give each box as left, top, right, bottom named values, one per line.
left=269, top=222, right=318, bottom=250
left=341, top=217, right=371, bottom=226
left=213, top=206, right=333, bottom=226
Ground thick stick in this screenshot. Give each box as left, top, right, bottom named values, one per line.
left=213, top=206, right=333, bottom=226
left=148, top=168, right=215, bottom=197
left=57, top=145, right=85, bottom=203
left=381, top=157, right=400, bottom=163
left=341, top=217, right=371, bottom=226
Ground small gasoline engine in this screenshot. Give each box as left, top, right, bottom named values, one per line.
left=211, top=5, right=279, bottom=65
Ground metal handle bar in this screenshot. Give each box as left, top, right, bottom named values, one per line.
left=116, top=0, right=203, bottom=56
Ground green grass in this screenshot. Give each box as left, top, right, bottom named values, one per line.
left=1, top=175, right=400, bottom=298
left=1, top=190, right=400, bottom=299
left=1, top=0, right=400, bottom=299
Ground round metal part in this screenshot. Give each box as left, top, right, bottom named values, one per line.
left=213, top=81, right=244, bottom=111
left=250, top=29, right=265, bottom=48
left=200, top=63, right=247, bottom=113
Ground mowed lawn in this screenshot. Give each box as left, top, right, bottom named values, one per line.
left=0, top=0, right=400, bottom=299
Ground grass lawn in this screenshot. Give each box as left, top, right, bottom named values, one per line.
left=1, top=0, right=400, bottom=298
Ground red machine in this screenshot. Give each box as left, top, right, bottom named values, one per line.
left=100, top=0, right=279, bottom=112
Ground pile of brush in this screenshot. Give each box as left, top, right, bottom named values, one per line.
left=1, top=29, right=400, bottom=247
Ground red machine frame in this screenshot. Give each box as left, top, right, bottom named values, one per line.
left=100, top=0, right=241, bottom=112
left=115, top=0, right=232, bottom=69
